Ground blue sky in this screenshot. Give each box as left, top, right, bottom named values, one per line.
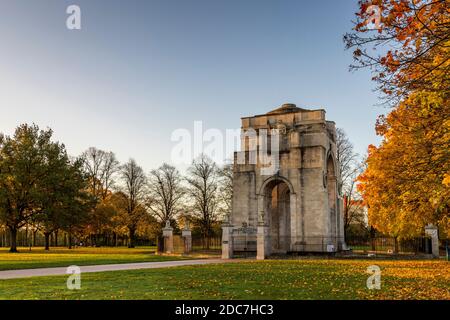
left=0, top=0, right=382, bottom=171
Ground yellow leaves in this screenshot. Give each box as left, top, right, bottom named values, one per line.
left=358, top=89, right=450, bottom=237
left=443, top=173, right=450, bottom=187
left=1, top=258, right=449, bottom=300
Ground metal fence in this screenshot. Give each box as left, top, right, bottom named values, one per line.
left=229, top=226, right=257, bottom=258
left=172, top=235, right=185, bottom=254
left=226, top=234, right=434, bottom=256
left=1, top=227, right=442, bottom=257
left=231, top=234, right=257, bottom=258
left=156, top=234, right=221, bottom=255
left=0, top=229, right=68, bottom=247
left=191, top=235, right=222, bottom=254
left=0, top=229, right=155, bottom=248
left=287, top=236, right=345, bottom=252
left=439, top=239, right=449, bottom=257
left=346, top=236, right=432, bottom=254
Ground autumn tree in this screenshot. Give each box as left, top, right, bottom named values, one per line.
left=60, top=185, right=93, bottom=249
left=344, top=0, right=449, bottom=102
left=146, top=163, right=185, bottom=227
left=0, top=124, right=95, bottom=252
left=0, top=125, right=56, bottom=252
left=82, top=147, right=119, bottom=201
left=346, top=0, right=450, bottom=238
left=186, top=154, right=221, bottom=239
left=117, top=159, right=147, bottom=248
left=35, top=149, right=93, bottom=250
left=81, top=147, right=120, bottom=245
left=358, top=90, right=449, bottom=238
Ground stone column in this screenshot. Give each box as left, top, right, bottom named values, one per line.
left=257, top=211, right=270, bottom=260
left=162, top=221, right=174, bottom=254
left=425, top=224, right=439, bottom=258
left=221, top=221, right=233, bottom=259
left=289, top=193, right=297, bottom=251
left=182, top=229, right=192, bottom=254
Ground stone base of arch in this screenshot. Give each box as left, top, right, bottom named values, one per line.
left=256, top=224, right=271, bottom=260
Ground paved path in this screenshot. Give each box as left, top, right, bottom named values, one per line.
left=0, top=259, right=235, bottom=280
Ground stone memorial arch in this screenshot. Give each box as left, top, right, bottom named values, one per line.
left=222, top=103, right=346, bottom=259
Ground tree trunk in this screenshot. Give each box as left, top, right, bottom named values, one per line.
left=393, top=236, right=399, bottom=254
left=128, top=228, right=136, bottom=248
left=44, top=232, right=51, bottom=251
left=9, top=226, right=18, bottom=253
left=25, top=226, right=29, bottom=246
left=206, top=223, right=211, bottom=249
left=370, top=226, right=376, bottom=251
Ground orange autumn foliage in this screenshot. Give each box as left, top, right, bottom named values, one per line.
left=346, top=1, right=450, bottom=238
left=345, top=0, right=449, bottom=101
left=358, top=91, right=450, bottom=237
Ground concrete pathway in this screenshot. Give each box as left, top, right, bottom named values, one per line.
left=0, top=259, right=235, bottom=280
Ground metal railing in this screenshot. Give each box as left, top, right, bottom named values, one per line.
left=0, top=229, right=155, bottom=248
left=191, top=235, right=222, bottom=253
left=346, top=236, right=432, bottom=254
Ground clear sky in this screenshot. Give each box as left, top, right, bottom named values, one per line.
left=0, top=0, right=382, bottom=172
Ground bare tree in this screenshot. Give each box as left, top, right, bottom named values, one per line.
left=118, top=159, right=147, bottom=248
left=343, top=160, right=368, bottom=234
left=82, top=147, right=119, bottom=201
left=81, top=147, right=120, bottom=245
left=336, top=128, right=358, bottom=195
left=336, top=128, right=369, bottom=237
left=147, top=163, right=185, bottom=227
left=186, top=154, right=220, bottom=239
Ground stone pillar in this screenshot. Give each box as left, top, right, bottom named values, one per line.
left=425, top=224, right=439, bottom=258
left=221, top=222, right=233, bottom=259
left=257, top=211, right=270, bottom=260
left=162, top=221, right=174, bottom=254
left=182, top=229, right=192, bottom=254
left=289, top=193, right=297, bottom=251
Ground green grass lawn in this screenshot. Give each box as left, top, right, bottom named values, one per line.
left=0, top=247, right=191, bottom=271
left=0, top=259, right=448, bottom=300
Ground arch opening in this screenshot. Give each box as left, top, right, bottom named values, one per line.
left=263, top=179, right=291, bottom=253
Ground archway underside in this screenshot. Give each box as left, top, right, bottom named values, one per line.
left=264, top=180, right=291, bottom=253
